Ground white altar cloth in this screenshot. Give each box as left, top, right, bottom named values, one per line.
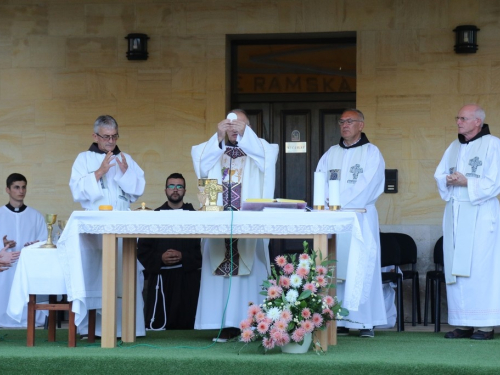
left=56, top=210, right=375, bottom=329
left=7, top=244, right=64, bottom=323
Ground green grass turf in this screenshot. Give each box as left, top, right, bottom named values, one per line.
left=1, top=329, right=500, bottom=374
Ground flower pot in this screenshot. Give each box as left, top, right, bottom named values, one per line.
left=280, top=333, right=312, bottom=354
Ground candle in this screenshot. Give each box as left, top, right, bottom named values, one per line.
left=329, top=180, right=340, bottom=208
left=313, top=172, right=326, bottom=207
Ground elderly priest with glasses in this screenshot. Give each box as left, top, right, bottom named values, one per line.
left=69, top=114, right=146, bottom=339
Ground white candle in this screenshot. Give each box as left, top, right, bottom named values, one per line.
left=329, top=180, right=340, bottom=207
left=313, top=172, right=326, bottom=206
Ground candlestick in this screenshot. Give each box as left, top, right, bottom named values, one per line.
left=313, top=172, right=325, bottom=210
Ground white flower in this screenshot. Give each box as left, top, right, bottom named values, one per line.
left=290, top=274, right=302, bottom=288
left=267, top=307, right=281, bottom=321
left=285, top=289, right=299, bottom=303
left=298, top=259, right=311, bottom=270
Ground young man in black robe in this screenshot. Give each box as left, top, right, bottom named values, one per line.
left=137, top=173, right=201, bottom=330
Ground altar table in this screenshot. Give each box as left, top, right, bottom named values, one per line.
left=56, top=210, right=373, bottom=349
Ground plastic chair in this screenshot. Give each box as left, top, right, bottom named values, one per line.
left=380, top=232, right=404, bottom=331
left=424, top=236, right=445, bottom=332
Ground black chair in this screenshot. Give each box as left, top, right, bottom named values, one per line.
left=424, top=236, right=445, bottom=332
left=380, top=232, right=404, bottom=331
left=393, top=233, right=421, bottom=326
left=380, top=232, right=422, bottom=331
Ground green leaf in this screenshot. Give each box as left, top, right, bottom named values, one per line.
left=298, top=290, right=312, bottom=300
left=259, top=291, right=268, bottom=296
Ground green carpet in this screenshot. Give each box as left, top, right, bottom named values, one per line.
left=1, top=329, right=500, bottom=374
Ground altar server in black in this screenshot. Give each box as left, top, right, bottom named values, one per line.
left=137, top=173, right=202, bottom=330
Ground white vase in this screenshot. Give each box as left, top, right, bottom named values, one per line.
left=280, top=333, right=312, bottom=354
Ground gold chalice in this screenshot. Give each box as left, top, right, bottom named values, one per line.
left=40, top=214, right=57, bottom=248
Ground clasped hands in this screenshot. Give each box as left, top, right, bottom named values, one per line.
left=217, top=118, right=246, bottom=143
left=446, top=171, right=468, bottom=187
left=162, top=249, right=182, bottom=265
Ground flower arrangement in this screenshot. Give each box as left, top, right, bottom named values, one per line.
left=239, top=241, right=348, bottom=352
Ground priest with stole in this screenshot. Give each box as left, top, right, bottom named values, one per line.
left=435, top=104, right=500, bottom=340
left=316, top=108, right=387, bottom=338
left=191, top=109, right=279, bottom=340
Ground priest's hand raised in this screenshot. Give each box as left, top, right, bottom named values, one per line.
left=115, top=153, right=128, bottom=174
left=0, top=245, right=20, bottom=266
left=3, top=235, right=16, bottom=249
left=94, top=151, right=117, bottom=181
left=217, top=118, right=247, bottom=143
left=162, top=249, right=182, bottom=265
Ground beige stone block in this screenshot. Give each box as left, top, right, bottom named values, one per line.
left=377, top=194, right=401, bottom=225
left=85, top=4, right=135, bottom=37
left=86, top=68, right=138, bottom=100
left=344, top=0, right=396, bottom=30
left=12, top=38, right=31, bottom=68
left=184, top=2, right=238, bottom=35
left=48, top=4, right=85, bottom=36
left=396, top=62, right=456, bottom=96
left=377, top=95, right=432, bottom=124
left=490, top=61, right=500, bottom=94
left=207, top=57, right=225, bottom=92
left=135, top=3, right=180, bottom=37
left=171, top=65, right=206, bottom=99
left=395, top=0, right=448, bottom=30
left=408, top=127, right=446, bottom=161
left=67, top=37, right=118, bottom=68
left=52, top=69, right=88, bottom=99
left=136, top=69, right=172, bottom=101
left=458, top=61, right=490, bottom=94
left=156, top=97, right=206, bottom=131
left=416, top=29, right=452, bottom=63
left=29, top=36, right=66, bottom=68
left=276, top=0, right=305, bottom=33
left=0, top=43, right=13, bottom=68
left=234, top=1, right=279, bottom=34
left=0, top=100, right=35, bottom=129
left=0, top=4, right=48, bottom=38
left=1, top=68, right=52, bottom=101
left=372, top=127, right=402, bottom=162
left=400, top=192, right=444, bottom=225
left=35, top=99, right=66, bottom=129
left=377, top=30, right=419, bottom=65
left=65, top=100, right=117, bottom=127
left=115, top=100, right=156, bottom=128
left=162, top=36, right=207, bottom=69
left=0, top=133, right=22, bottom=163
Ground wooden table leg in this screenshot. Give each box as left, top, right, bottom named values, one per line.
left=314, top=234, right=329, bottom=351
left=121, top=238, right=137, bottom=343
left=101, top=234, right=117, bottom=348
left=48, top=295, right=57, bottom=342
left=27, top=295, right=36, bottom=347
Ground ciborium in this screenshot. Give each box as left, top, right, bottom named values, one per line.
left=40, top=214, right=57, bottom=248
left=198, top=178, right=223, bottom=211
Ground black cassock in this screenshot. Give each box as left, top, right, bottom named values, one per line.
left=137, top=202, right=201, bottom=330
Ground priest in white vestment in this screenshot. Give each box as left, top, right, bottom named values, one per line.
left=435, top=104, right=500, bottom=340
left=192, top=109, right=279, bottom=340
left=316, top=108, right=387, bottom=338
left=69, top=115, right=146, bottom=338
left=0, top=173, right=47, bottom=327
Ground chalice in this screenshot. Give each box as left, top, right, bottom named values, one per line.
left=40, top=214, right=57, bottom=248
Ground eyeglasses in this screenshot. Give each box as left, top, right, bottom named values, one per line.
left=166, top=184, right=185, bottom=190
left=95, top=133, right=119, bottom=141
left=455, top=116, right=476, bottom=122
left=338, top=119, right=362, bottom=126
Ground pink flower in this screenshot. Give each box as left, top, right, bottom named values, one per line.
left=312, top=313, right=324, bottom=327
left=273, top=319, right=288, bottom=331
left=279, top=276, right=291, bottom=289
left=270, top=327, right=284, bottom=341
left=316, top=265, right=327, bottom=275
left=240, top=329, right=254, bottom=343
left=316, top=275, right=327, bottom=287
left=296, top=267, right=309, bottom=279
left=322, top=308, right=334, bottom=319
left=248, top=304, right=261, bottom=317
left=301, top=308, right=312, bottom=319
left=301, top=319, right=315, bottom=333
left=275, top=255, right=287, bottom=268
left=323, top=295, right=334, bottom=307
left=275, top=332, right=291, bottom=346
left=257, top=321, right=270, bottom=334
left=299, top=253, right=310, bottom=261
left=262, top=337, right=275, bottom=350
left=239, top=318, right=251, bottom=331
left=269, top=279, right=277, bottom=285
left=255, top=311, right=266, bottom=322
left=303, top=282, right=317, bottom=293
left=283, top=263, right=295, bottom=275
left=291, top=327, right=306, bottom=342
left=280, top=309, right=292, bottom=323
left=267, top=285, right=282, bottom=299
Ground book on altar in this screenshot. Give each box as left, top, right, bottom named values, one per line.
left=241, top=198, right=307, bottom=211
